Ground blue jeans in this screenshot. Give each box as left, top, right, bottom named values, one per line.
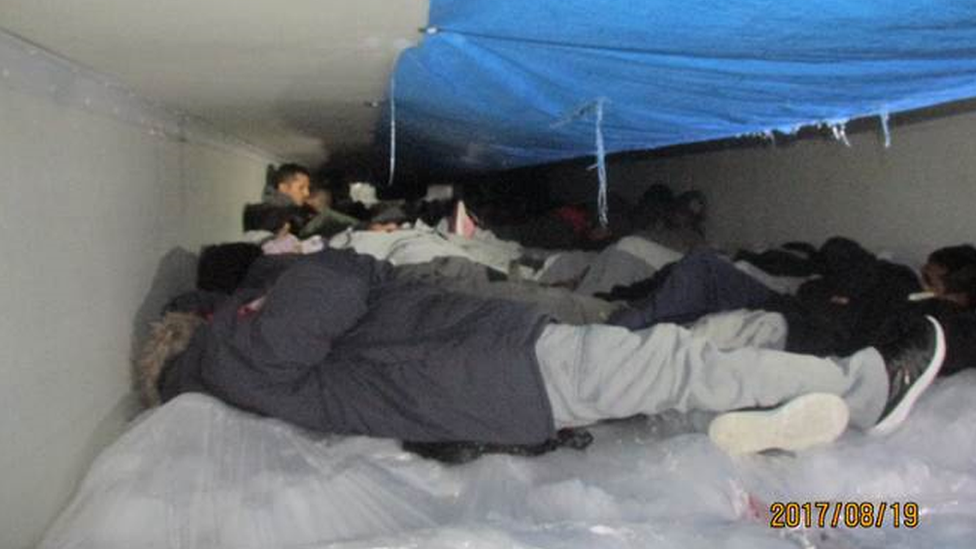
left=609, top=249, right=776, bottom=329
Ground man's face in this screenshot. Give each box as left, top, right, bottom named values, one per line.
left=921, top=262, right=948, bottom=295
left=306, top=189, right=332, bottom=214
left=278, top=174, right=311, bottom=205
left=922, top=261, right=972, bottom=308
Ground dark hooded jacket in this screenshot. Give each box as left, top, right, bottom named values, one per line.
left=783, top=238, right=921, bottom=355
left=164, top=249, right=556, bottom=445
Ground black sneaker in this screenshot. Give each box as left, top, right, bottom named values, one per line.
left=870, top=315, right=946, bottom=436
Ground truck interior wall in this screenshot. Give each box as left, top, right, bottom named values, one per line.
left=546, top=104, right=976, bottom=265
left=0, top=46, right=277, bottom=549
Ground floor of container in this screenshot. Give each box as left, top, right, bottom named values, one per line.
left=40, top=370, right=976, bottom=549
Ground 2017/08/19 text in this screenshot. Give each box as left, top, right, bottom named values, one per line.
left=769, top=501, right=919, bottom=529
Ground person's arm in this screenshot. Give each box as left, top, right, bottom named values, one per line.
left=324, top=208, right=362, bottom=226
left=239, top=260, right=370, bottom=370
left=607, top=298, right=657, bottom=329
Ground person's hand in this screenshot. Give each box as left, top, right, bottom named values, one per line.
left=276, top=222, right=292, bottom=238
left=300, top=236, right=324, bottom=254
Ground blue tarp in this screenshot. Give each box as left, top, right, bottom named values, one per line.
left=390, top=0, right=976, bottom=172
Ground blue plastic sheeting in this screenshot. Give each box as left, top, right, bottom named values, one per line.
left=391, top=0, right=976, bottom=172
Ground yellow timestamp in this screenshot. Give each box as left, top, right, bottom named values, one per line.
left=769, top=501, right=919, bottom=529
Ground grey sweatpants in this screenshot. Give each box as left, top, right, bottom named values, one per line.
left=397, top=256, right=619, bottom=324
left=534, top=319, right=889, bottom=431
left=687, top=309, right=788, bottom=351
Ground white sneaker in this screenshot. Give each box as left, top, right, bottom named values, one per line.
left=708, top=393, right=849, bottom=455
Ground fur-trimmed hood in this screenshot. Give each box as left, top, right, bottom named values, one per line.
left=137, top=312, right=204, bottom=407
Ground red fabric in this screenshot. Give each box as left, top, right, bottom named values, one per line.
left=553, top=205, right=590, bottom=236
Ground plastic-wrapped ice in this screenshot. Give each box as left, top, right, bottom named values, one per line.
left=41, top=371, right=976, bottom=549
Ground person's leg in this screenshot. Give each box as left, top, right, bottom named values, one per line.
left=573, top=248, right=658, bottom=296
left=687, top=309, right=788, bottom=351
left=609, top=249, right=776, bottom=329
left=535, top=251, right=599, bottom=286
left=453, top=277, right=620, bottom=325
left=398, top=257, right=619, bottom=325
left=534, top=322, right=888, bottom=431
left=613, top=235, right=683, bottom=271
left=395, top=256, right=498, bottom=284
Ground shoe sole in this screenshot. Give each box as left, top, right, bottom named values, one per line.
left=708, top=393, right=850, bottom=456
left=870, top=315, right=946, bottom=437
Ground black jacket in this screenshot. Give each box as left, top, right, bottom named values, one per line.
left=166, top=249, right=556, bottom=445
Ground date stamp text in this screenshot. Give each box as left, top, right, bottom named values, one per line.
left=769, top=501, right=919, bottom=529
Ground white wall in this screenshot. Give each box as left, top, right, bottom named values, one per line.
left=547, top=105, right=976, bottom=266
left=0, top=35, right=277, bottom=549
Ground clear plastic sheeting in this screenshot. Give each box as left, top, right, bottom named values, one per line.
left=42, top=372, right=976, bottom=549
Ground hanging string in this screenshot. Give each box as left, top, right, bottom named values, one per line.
left=552, top=97, right=610, bottom=226
left=594, top=98, right=608, bottom=227
left=879, top=110, right=891, bottom=148
left=387, top=68, right=397, bottom=187
left=829, top=121, right=851, bottom=147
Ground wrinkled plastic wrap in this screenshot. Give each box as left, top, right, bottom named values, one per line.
left=42, top=371, right=976, bottom=548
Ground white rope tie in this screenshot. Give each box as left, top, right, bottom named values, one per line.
left=593, top=98, right=608, bottom=227
left=880, top=110, right=891, bottom=148
left=387, top=69, right=397, bottom=187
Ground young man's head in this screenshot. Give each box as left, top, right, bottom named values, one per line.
left=306, top=187, right=333, bottom=214
left=923, top=244, right=976, bottom=308
left=272, top=164, right=311, bottom=205
left=631, top=184, right=675, bottom=229
left=667, top=190, right=707, bottom=233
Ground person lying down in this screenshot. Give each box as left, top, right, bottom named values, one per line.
left=140, top=248, right=946, bottom=458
